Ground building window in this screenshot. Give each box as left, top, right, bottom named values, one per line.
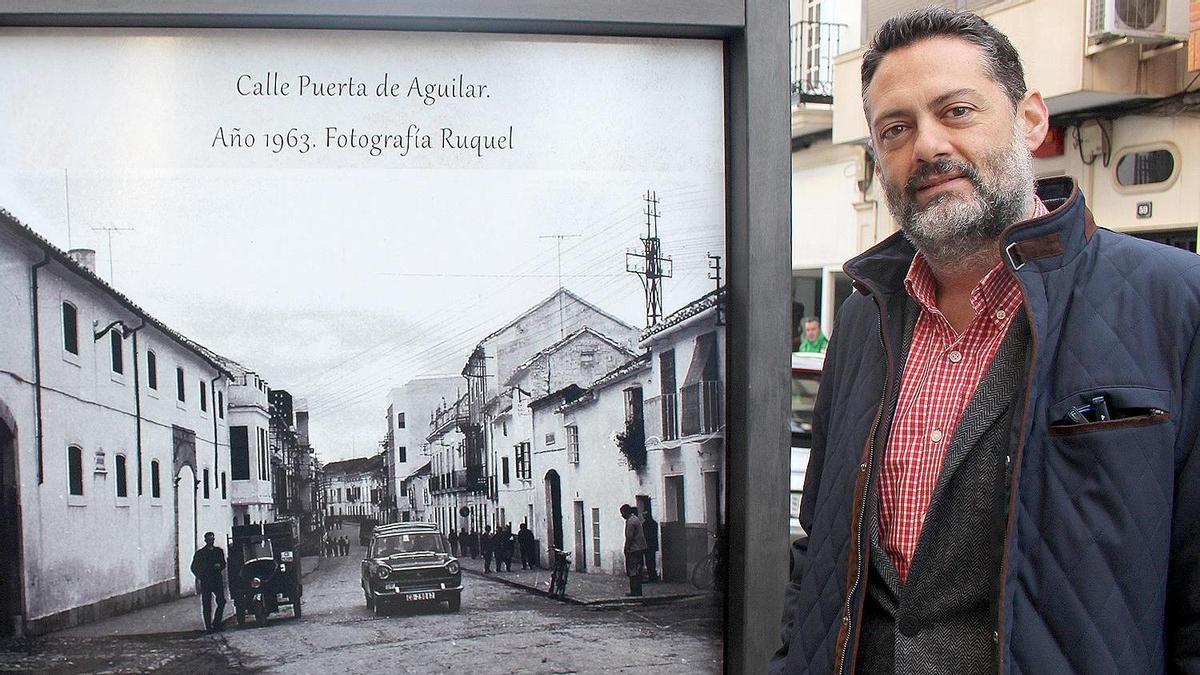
left=502, top=456, right=510, bottom=485
left=515, top=442, right=531, bottom=480
left=397, top=412, right=405, bottom=429
left=115, top=454, right=128, bottom=498
left=218, top=391, right=224, bottom=418
left=62, top=301, right=78, bottom=355
left=566, top=425, right=580, bottom=464
left=67, top=445, right=84, bottom=496
left=581, top=350, right=596, bottom=367
left=203, top=468, right=210, bottom=499
left=221, top=472, right=227, bottom=500
left=230, top=426, right=250, bottom=480
left=398, top=446, right=407, bottom=463
left=176, top=367, right=186, bottom=402
left=110, top=330, right=124, bottom=374
left=199, top=380, right=208, bottom=412
left=147, top=350, right=158, bottom=390
left=1116, top=148, right=1175, bottom=187
left=151, top=460, right=161, bottom=498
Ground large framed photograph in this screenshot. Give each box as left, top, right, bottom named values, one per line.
left=0, top=4, right=789, bottom=672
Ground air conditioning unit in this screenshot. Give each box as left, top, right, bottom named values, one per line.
left=1088, top=0, right=1189, bottom=44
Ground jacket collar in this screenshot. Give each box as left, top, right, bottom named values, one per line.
left=844, top=176, right=1094, bottom=298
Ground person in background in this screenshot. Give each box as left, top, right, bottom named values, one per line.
left=517, top=522, right=537, bottom=569
left=190, top=531, right=226, bottom=633
left=641, top=507, right=660, bottom=583
left=796, top=317, right=828, bottom=354
left=481, top=526, right=496, bottom=573
left=448, top=527, right=460, bottom=557
left=621, top=505, right=646, bottom=597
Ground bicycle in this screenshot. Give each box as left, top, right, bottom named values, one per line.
left=547, top=547, right=572, bottom=599
left=690, top=529, right=723, bottom=590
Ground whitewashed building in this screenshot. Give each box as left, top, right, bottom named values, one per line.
left=324, top=453, right=386, bottom=521
left=0, top=210, right=236, bottom=635
left=385, top=374, right=461, bottom=523
left=221, top=361, right=275, bottom=527
left=492, top=327, right=638, bottom=550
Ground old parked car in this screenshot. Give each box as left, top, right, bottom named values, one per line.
left=361, top=522, right=462, bottom=613
left=228, top=520, right=303, bottom=626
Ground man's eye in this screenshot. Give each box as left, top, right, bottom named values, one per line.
left=880, top=124, right=906, bottom=140
left=947, top=106, right=972, bottom=118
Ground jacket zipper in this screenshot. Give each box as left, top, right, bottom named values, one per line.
left=838, top=313, right=889, bottom=675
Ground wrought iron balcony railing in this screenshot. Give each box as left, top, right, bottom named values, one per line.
left=680, top=380, right=723, bottom=437
left=791, top=20, right=847, bottom=106
left=643, top=392, right=679, bottom=443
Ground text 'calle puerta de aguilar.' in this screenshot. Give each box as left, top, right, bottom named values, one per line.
left=211, top=72, right=515, bottom=158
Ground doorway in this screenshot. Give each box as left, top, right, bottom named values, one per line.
left=0, top=414, right=22, bottom=636
left=544, top=470, right=563, bottom=550
left=573, top=500, right=586, bottom=572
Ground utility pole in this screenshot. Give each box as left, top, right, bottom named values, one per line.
left=538, top=233, right=581, bottom=338
left=708, top=252, right=725, bottom=326
left=626, top=190, right=673, bottom=327
left=90, top=224, right=135, bottom=283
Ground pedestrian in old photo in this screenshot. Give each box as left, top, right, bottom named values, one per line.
left=471, top=529, right=481, bottom=559
left=448, top=527, right=459, bottom=557
left=517, top=522, right=536, bottom=569
left=621, top=505, right=646, bottom=597
left=459, top=528, right=470, bottom=557
left=641, top=507, right=660, bottom=583
left=774, top=7, right=1200, bottom=674
left=481, top=526, right=495, bottom=573
left=340, top=535, right=348, bottom=557
left=496, top=525, right=514, bottom=572
left=190, top=531, right=227, bottom=633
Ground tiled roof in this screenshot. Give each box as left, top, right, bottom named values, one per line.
left=476, top=287, right=636, bottom=349
left=640, top=287, right=725, bottom=342
left=0, top=208, right=235, bottom=378
left=556, top=353, right=651, bottom=414
left=529, top=384, right=586, bottom=411
left=322, top=453, right=386, bottom=475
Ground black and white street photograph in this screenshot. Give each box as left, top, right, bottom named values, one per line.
left=0, top=26, right=728, bottom=673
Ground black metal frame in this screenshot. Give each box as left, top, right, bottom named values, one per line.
left=0, top=3, right=790, bottom=670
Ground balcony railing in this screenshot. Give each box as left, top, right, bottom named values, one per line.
left=680, top=380, right=723, bottom=437
left=791, top=20, right=847, bottom=106
left=644, top=393, right=679, bottom=443
left=430, top=469, right=468, bottom=493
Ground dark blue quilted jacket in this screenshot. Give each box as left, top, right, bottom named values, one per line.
left=772, top=177, right=1200, bottom=674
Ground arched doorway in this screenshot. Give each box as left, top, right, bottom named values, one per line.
left=0, top=407, right=23, bottom=636
left=543, top=470, right=563, bottom=550
left=172, top=425, right=198, bottom=596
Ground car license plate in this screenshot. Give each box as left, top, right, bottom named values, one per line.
left=404, top=591, right=436, bottom=602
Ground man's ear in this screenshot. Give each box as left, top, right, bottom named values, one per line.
left=1019, top=90, right=1050, bottom=152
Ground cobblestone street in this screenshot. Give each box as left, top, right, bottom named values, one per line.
left=0, top=535, right=723, bottom=674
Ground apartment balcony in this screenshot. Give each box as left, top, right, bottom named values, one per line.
left=791, top=19, right=847, bottom=138
left=428, top=395, right=469, bottom=440
left=680, top=380, right=724, bottom=437
left=643, top=393, right=679, bottom=444
left=430, top=469, right=468, bottom=494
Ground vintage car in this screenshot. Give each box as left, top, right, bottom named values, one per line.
left=228, top=520, right=303, bottom=626
left=361, top=522, right=462, bottom=613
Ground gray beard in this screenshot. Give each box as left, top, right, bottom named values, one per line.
left=883, top=130, right=1035, bottom=271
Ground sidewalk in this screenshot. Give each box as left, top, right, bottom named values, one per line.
left=457, top=554, right=703, bottom=607
left=55, top=554, right=322, bottom=639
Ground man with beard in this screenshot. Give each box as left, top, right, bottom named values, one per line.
left=773, top=7, right=1200, bottom=675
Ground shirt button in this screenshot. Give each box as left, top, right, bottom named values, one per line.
left=930, top=429, right=944, bottom=443
left=948, top=350, right=963, bottom=363
left=995, top=309, right=1007, bottom=320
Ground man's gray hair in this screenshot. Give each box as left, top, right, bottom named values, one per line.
left=861, top=6, right=1027, bottom=109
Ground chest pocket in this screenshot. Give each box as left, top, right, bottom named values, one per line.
left=1047, top=385, right=1170, bottom=436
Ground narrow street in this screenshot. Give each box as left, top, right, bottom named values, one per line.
left=1, top=534, right=723, bottom=674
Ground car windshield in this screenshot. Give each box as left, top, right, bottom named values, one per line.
left=242, top=538, right=274, bottom=562
left=375, top=532, right=446, bottom=556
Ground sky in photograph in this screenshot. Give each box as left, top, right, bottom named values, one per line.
left=0, top=28, right=726, bottom=462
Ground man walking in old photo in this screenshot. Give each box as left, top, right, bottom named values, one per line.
left=621, top=505, right=647, bottom=597
left=774, top=7, right=1200, bottom=674
left=190, top=531, right=227, bottom=633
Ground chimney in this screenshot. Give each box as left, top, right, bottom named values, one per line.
left=68, top=249, right=97, bottom=273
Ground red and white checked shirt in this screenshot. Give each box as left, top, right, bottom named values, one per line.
left=879, top=199, right=1048, bottom=583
